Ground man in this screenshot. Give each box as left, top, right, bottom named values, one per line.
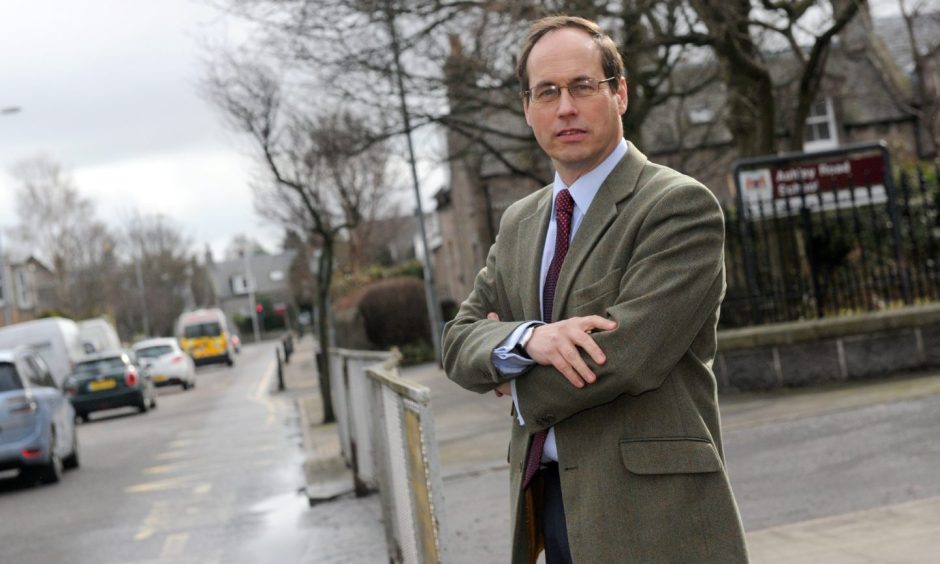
left=442, top=15, right=749, bottom=564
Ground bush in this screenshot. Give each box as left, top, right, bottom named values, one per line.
left=357, top=277, right=431, bottom=349
left=397, top=341, right=436, bottom=366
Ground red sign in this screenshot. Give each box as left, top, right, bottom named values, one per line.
left=737, top=150, right=887, bottom=216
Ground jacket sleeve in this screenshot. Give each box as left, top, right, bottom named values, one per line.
left=514, top=181, right=726, bottom=431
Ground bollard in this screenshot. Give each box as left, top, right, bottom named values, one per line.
left=284, top=334, right=294, bottom=364
left=276, top=347, right=285, bottom=391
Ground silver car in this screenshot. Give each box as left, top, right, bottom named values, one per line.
left=0, top=347, right=79, bottom=484
left=132, top=338, right=196, bottom=390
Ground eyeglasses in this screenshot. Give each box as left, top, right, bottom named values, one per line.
left=522, top=76, right=618, bottom=105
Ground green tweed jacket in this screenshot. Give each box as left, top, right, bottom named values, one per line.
left=442, top=142, right=749, bottom=563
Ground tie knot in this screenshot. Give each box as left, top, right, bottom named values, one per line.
left=555, top=189, right=574, bottom=219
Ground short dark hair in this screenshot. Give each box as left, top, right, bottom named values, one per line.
left=515, top=16, right=625, bottom=96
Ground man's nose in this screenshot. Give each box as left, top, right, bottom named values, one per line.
left=556, top=89, right=578, bottom=116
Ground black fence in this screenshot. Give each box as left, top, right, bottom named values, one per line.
left=720, top=150, right=939, bottom=329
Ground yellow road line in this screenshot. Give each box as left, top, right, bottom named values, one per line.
left=161, top=533, right=189, bottom=558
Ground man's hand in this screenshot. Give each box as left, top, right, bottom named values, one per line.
left=486, top=311, right=616, bottom=390
left=526, top=316, right=617, bottom=388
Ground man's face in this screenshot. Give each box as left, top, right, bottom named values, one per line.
left=523, top=27, right=627, bottom=185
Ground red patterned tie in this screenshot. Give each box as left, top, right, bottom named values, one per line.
left=523, top=189, right=575, bottom=490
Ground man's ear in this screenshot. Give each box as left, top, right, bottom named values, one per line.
left=523, top=100, right=533, bottom=127
left=617, top=77, right=628, bottom=115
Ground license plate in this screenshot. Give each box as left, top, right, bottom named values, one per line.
left=88, top=379, right=117, bottom=391
left=152, top=375, right=167, bottom=383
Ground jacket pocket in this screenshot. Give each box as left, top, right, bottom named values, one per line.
left=620, top=437, right=723, bottom=475
left=570, top=268, right=623, bottom=316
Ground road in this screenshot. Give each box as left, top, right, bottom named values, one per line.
left=0, top=340, right=314, bottom=564
left=722, top=376, right=940, bottom=530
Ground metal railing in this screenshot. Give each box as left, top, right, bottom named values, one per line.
left=723, top=147, right=939, bottom=328
left=328, top=347, right=447, bottom=563
left=366, top=358, right=447, bottom=564
left=328, top=348, right=394, bottom=496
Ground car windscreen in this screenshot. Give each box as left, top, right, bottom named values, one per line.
left=183, top=322, right=222, bottom=338
left=0, top=363, right=23, bottom=392
left=135, top=345, right=174, bottom=359
left=74, top=357, right=126, bottom=376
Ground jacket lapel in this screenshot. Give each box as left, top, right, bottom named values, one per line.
left=553, top=143, right=648, bottom=317
left=517, top=188, right=553, bottom=321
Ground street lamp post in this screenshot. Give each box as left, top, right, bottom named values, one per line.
left=384, top=0, right=444, bottom=364
left=242, top=246, right=261, bottom=343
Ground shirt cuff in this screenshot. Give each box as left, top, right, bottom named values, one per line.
left=492, top=321, right=542, bottom=375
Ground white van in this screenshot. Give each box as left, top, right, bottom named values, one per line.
left=0, top=318, right=84, bottom=387
left=78, top=318, right=122, bottom=355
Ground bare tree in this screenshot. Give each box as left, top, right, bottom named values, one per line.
left=899, top=0, right=940, bottom=157
left=119, top=212, right=194, bottom=338
left=8, top=155, right=114, bottom=313
left=203, top=56, right=398, bottom=422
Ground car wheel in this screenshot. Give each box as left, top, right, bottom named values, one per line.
left=63, top=427, right=80, bottom=470
left=226, top=355, right=234, bottom=367
left=138, top=396, right=150, bottom=413
left=77, top=412, right=89, bottom=423
left=38, top=430, right=63, bottom=484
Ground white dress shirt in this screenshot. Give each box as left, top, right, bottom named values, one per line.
left=492, top=139, right=628, bottom=462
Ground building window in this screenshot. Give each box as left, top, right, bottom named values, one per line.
left=14, top=269, right=33, bottom=310
left=269, top=270, right=284, bottom=282
left=688, top=108, right=714, bottom=125
left=230, top=274, right=251, bottom=294
left=803, top=97, right=838, bottom=151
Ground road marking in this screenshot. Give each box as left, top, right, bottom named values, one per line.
left=168, top=438, right=195, bottom=448
left=125, top=476, right=190, bottom=493
left=253, top=358, right=277, bottom=401
left=193, top=483, right=212, bottom=495
left=247, top=356, right=279, bottom=424
left=144, top=463, right=187, bottom=475
left=161, top=533, right=189, bottom=558
left=134, top=527, right=154, bottom=541
left=156, top=450, right=187, bottom=460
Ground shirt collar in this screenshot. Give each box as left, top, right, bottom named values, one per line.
left=552, top=138, right=628, bottom=214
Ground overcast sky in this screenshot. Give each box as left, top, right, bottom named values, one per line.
left=0, top=0, right=279, bottom=261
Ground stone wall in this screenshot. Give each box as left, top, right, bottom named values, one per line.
left=715, top=304, right=940, bottom=391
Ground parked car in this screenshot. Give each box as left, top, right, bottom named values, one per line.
left=64, top=352, right=157, bottom=422
left=0, top=347, right=79, bottom=484
left=131, top=338, right=196, bottom=390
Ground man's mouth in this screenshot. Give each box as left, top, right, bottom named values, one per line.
left=556, top=128, right=587, bottom=139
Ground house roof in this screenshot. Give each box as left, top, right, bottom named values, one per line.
left=208, top=251, right=297, bottom=298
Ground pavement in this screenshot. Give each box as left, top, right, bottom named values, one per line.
left=281, top=334, right=940, bottom=563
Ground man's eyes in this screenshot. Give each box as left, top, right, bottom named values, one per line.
left=569, top=81, right=594, bottom=95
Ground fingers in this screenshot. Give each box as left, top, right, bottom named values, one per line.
left=579, top=315, right=617, bottom=333
left=527, top=316, right=618, bottom=388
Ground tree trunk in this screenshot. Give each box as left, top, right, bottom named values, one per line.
left=691, top=0, right=776, bottom=157
left=315, top=237, right=335, bottom=424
